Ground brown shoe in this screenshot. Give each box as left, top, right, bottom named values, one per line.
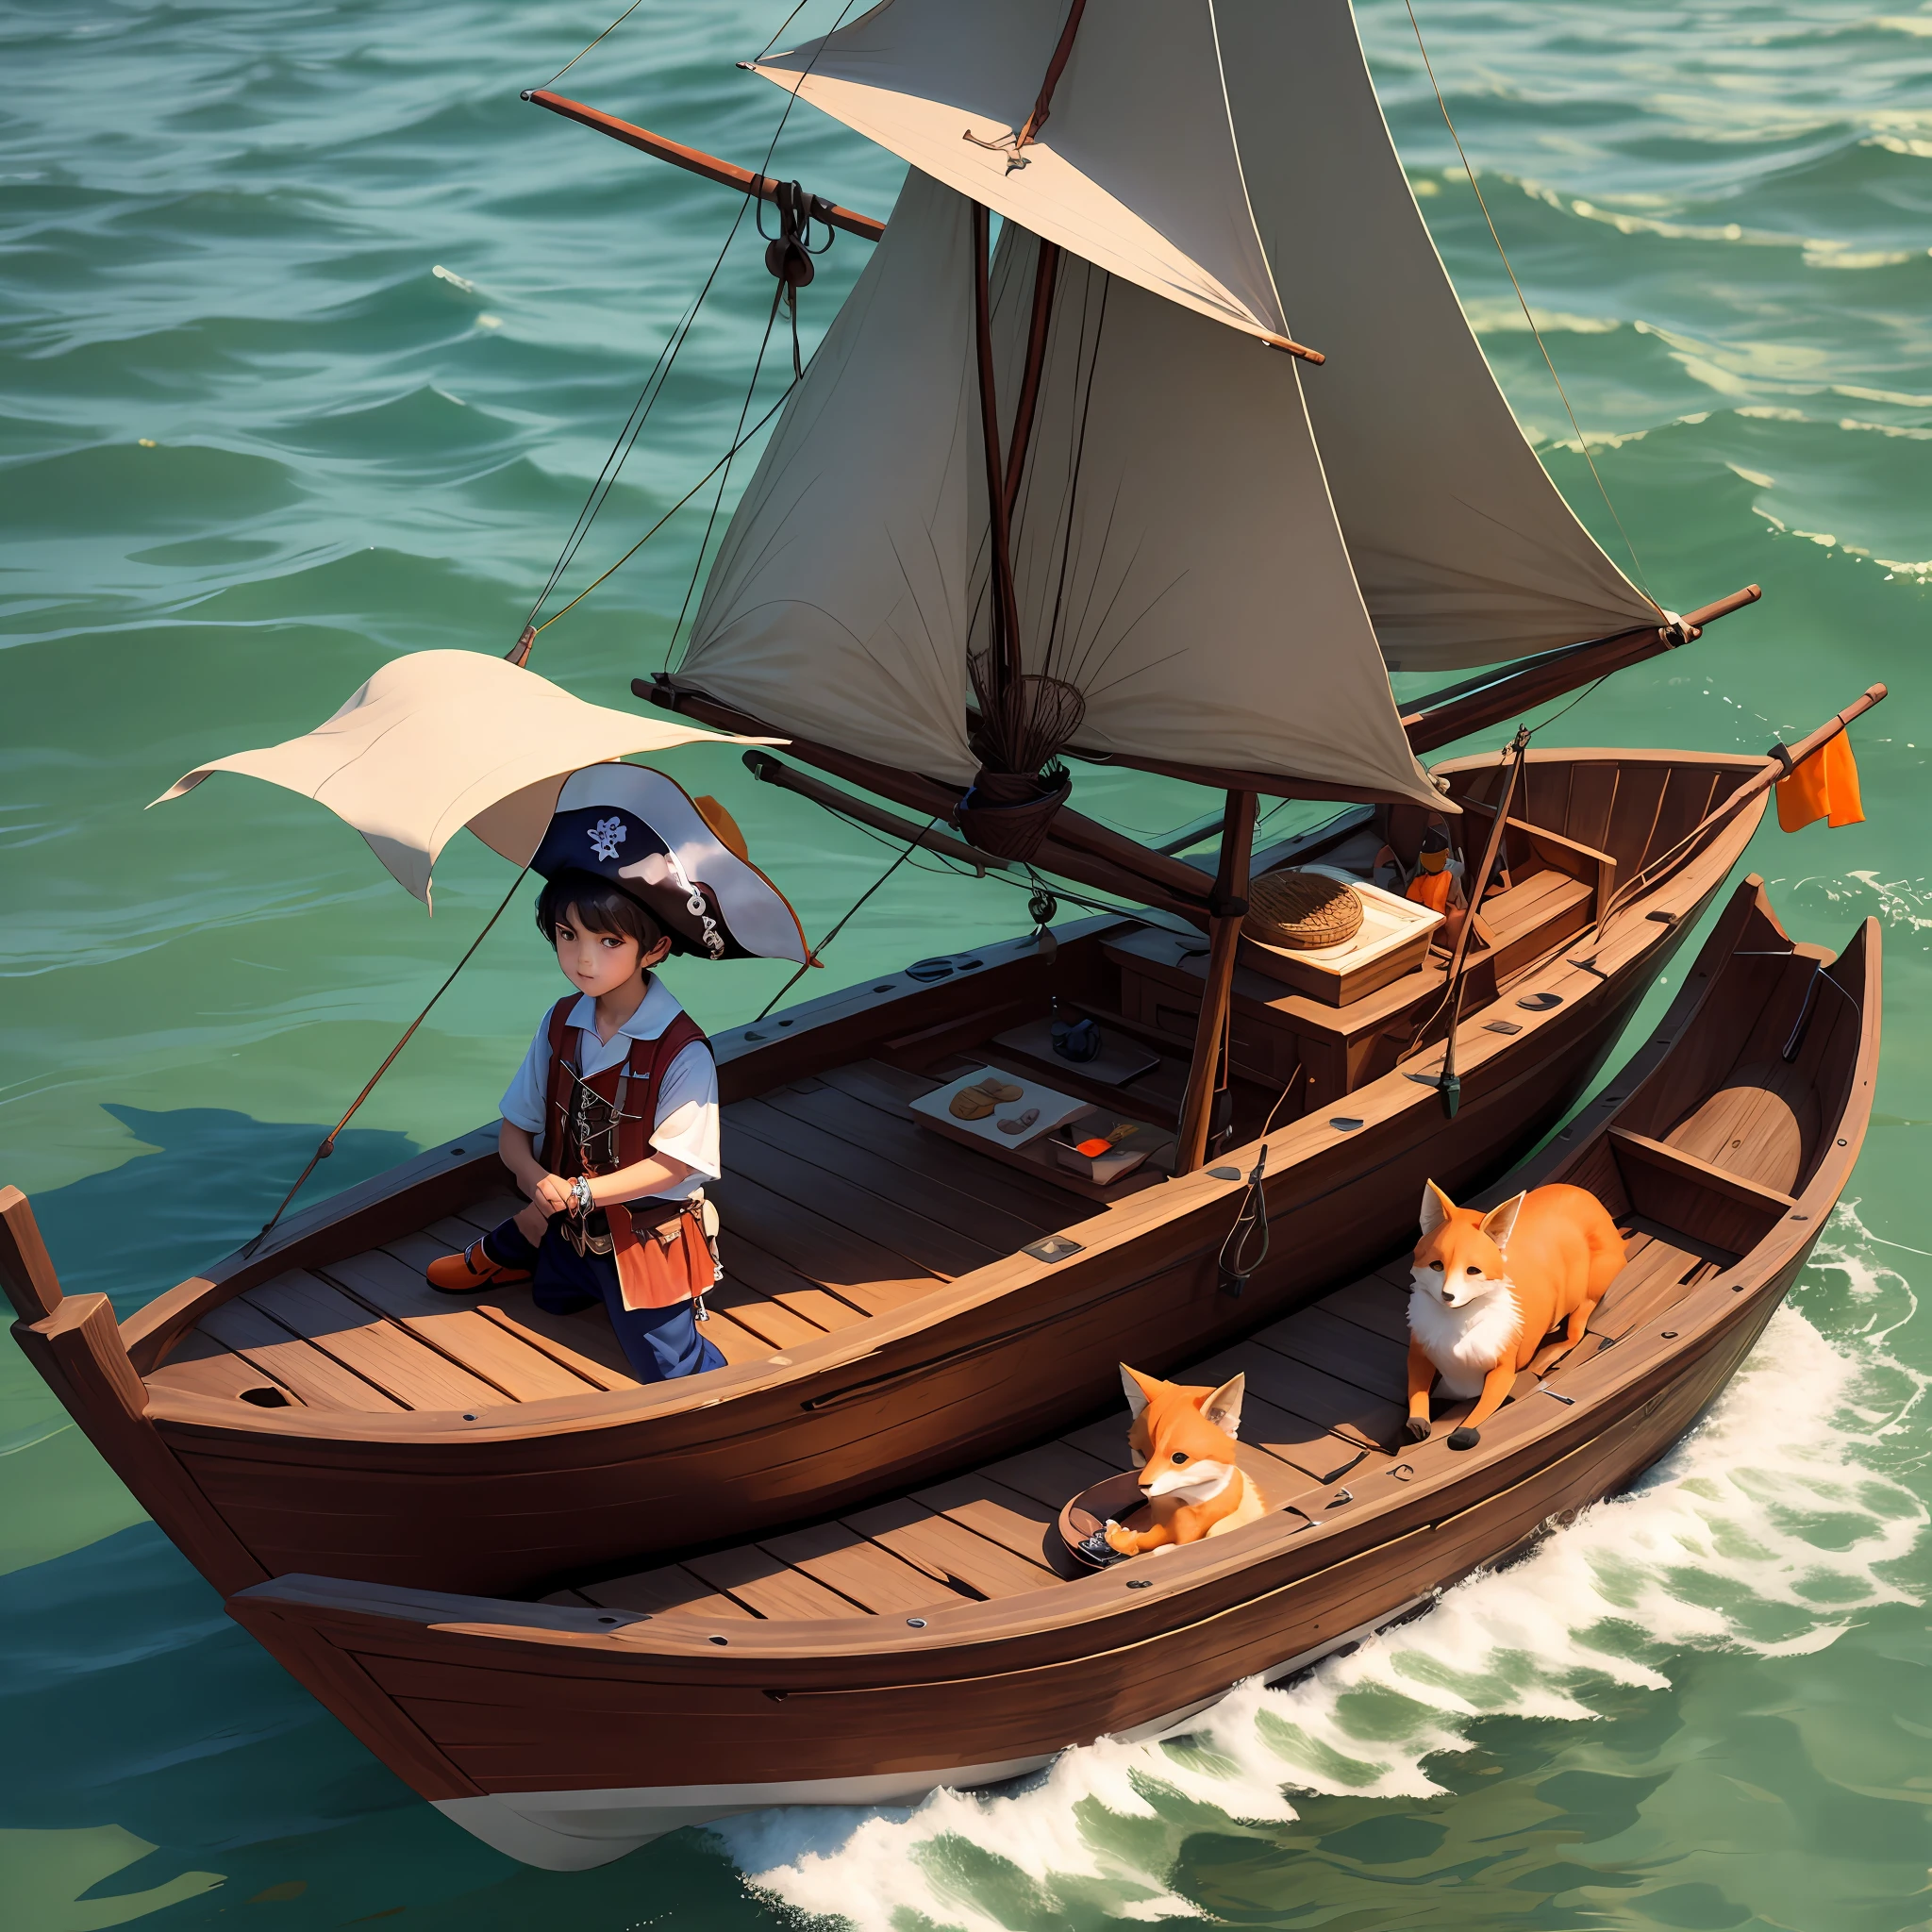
left=426, top=1240, right=531, bottom=1294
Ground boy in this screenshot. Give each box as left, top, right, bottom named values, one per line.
left=424, top=764, right=810, bottom=1382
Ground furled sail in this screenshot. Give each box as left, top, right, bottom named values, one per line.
left=751, top=0, right=1663, bottom=671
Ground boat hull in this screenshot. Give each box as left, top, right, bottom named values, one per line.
left=7, top=751, right=1768, bottom=1600
left=226, top=889, right=1878, bottom=1868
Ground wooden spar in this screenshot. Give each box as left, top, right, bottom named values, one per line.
left=1402, top=585, right=1761, bottom=754
left=1421, top=731, right=1528, bottom=1112
left=1601, top=684, right=1887, bottom=919
left=641, top=677, right=1220, bottom=921
left=1058, top=744, right=1440, bottom=809
left=998, top=0, right=1078, bottom=511
left=1004, top=237, right=1061, bottom=519
left=1174, top=791, right=1257, bottom=1173
left=741, top=751, right=1014, bottom=874
left=1015, top=0, right=1090, bottom=150
left=972, top=202, right=1024, bottom=721
left=522, top=90, right=886, bottom=242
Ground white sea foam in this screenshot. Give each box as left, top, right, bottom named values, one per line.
left=717, top=1219, right=1924, bottom=1932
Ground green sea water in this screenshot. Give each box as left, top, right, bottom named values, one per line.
left=2, top=2, right=1928, bottom=1925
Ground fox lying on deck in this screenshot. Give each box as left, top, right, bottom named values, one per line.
left=1406, top=1179, right=1625, bottom=1452
left=1103, top=1365, right=1267, bottom=1556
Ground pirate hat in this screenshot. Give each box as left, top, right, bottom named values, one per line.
left=532, top=765, right=812, bottom=964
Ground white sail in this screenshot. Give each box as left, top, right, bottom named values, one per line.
left=981, top=242, right=1441, bottom=806
left=752, top=0, right=1292, bottom=347
left=684, top=170, right=1441, bottom=808
left=1213, top=0, right=1662, bottom=669
left=754, top=0, right=1662, bottom=671
left=680, top=169, right=981, bottom=786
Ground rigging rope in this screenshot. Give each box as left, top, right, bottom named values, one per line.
left=516, top=0, right=851, bottom=665
left=755, top=819, right=939, bottom=1021
left=525, top=388, right=794, bottom=640
left=1402, top=1, right=1656, bottom=607
left=666, top=270, right=789, bottom=665
left=240, top=868, right=532, bottom=1257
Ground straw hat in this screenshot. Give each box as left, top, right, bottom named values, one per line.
left=1243, top=869, right=1364, bottom=951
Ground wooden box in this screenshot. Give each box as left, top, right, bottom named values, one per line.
left=1236, top=874, right=1442, bottom=1007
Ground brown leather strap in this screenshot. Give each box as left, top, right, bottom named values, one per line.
left=539, top=994, right=577, bottom=1167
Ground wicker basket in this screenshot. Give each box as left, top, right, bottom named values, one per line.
left=1243, top=869, right=1365, bottom=951
left=955, top=766, right=1072, bottom=861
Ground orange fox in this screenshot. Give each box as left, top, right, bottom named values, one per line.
left=1406, top=1179, right=1624, bottom=1451
left=1103, top=1365, right=1267, bottom=1556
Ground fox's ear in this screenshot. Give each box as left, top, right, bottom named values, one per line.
left=1120, top=1364, right=1158, bottom=1419
left=1481, top=1191, right=1527, bottom=1252
left=1418, top=1179, right=1456, bottom=1241
left=1199, top=1373, right=1245, bottom=1439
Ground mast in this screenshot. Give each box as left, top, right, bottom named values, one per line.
left=1175, top=790, right=1257, bottom=1174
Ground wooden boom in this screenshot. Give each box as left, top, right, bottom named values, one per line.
left=523, top=89, right=887, bottom=241
left=1402, top=585, right=1762, bottom=753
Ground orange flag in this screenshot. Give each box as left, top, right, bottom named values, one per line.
left=1776, top=730, right=1865, bottom=832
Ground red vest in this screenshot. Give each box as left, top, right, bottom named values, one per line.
left=539, top=995, right=715, bottom=1311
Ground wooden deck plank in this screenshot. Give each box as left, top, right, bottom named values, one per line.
left=682, top=1545, right=873, bottom=1622
left=1320, top=1276, right=1412, bottom=1345
left=843, top=1495, right=1056, bottom=1600
left=1233, top=1391, right=1371, bottom=1488
left=325, top=1245, right=602, bottom=1402
left=1252, top=1305, right=1409, bottom=1403
left=701, top=1275, right=832, bottom=1352
left=149, top=1335, right=305, bottom=1407
left=1058, top=1415, right=1136, bottom=1470
left=692, top=1304, right=785, bottom=1367
left=1590, top=1232, right=1711, bottom=1340
left=716, top=1231, right=870, bottom=1332
left=417, top=1218, right=639, bottom=1390
left=977, top=1438, right=1121, bottom=1510
left=1206, top=1339, right=1402, bottom=1450
left=577, top=1565, right=755, bottom=1622
left=708, top=1169, right=941, bottom=1314
left=757, top=1521, right=964, bottom=1616
left=721, top=1118, right=1004, bottom=1278
left=242, top=1270, right=504, bottom=1412
left=747, top=1087, right=1061, bottom=1246
left=196, top=1295, right=404, bottom=1411
left=910, top=1473, right=1062, bottom=1573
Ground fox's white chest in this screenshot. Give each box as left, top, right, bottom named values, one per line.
left=1407, top=1285, right=1523, bottom=1397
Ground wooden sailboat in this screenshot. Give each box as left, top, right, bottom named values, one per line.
left=0, top=1, right=1876, bottom=1615
left=225, top=879, right=1881, bottom=1868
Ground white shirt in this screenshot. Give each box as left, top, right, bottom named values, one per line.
left=499, top=978, right=719, bottom=1201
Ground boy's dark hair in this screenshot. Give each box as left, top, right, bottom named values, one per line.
left=535, top=870, right=667, bottom=955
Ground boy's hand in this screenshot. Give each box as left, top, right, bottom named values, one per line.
left=532, top=1173, right=575, bottom=1215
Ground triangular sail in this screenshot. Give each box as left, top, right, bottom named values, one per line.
left=752, top=0, right=1292, bottom=347
left=754, top=0, right=1663, bottom=673
left=980, top=239, right=1440, bottom=806
left=1212, top=0, right=1661, bottom=669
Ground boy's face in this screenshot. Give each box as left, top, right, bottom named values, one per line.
left=553, top=906, right=670, bottom=998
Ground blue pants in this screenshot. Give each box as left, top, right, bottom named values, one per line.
left=482, top=1214, right=725, bottom=1385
